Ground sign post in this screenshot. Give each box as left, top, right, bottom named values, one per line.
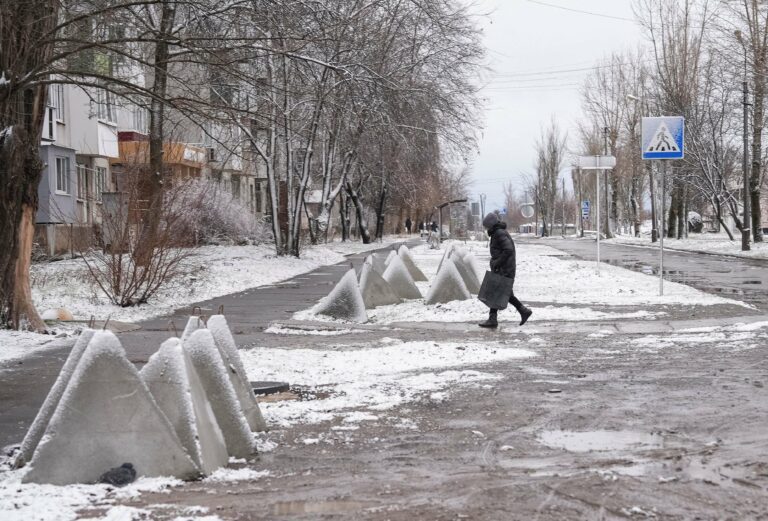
left=642, top=116, right=684, bottom=296
left=577, top=155, right=616, bottom=274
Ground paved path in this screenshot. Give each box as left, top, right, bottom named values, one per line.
left=537, top=237, right=768, bottom=311
left=0, top=240, right=415, bottom=450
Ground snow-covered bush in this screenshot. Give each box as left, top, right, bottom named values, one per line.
left=173, top=179, right=271, bottom=245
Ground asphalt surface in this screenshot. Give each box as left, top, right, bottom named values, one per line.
left=539, top=237, right=768, bottom=312
left=2, top=237, right=767, bottom=520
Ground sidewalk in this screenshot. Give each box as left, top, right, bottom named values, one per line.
left=0, top=239, right=415, bottom=449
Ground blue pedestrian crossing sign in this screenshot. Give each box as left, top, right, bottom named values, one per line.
left=581, top=200, right=590, bottom=219
left=642, top=116, right=684, bottom=160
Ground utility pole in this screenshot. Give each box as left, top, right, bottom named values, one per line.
left=737, top=30, right=752, bottom=251
left=603, top=127, right=611, bottom=238
left=561, top=177, right=566, bottom=237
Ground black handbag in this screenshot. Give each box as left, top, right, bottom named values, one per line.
left=478, top=270, right=514, bottom=310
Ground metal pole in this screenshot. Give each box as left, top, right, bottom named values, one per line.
left=660, top=162, right=665, bottom=296
left=438, top=206, right=443, bottom=244
left=742, top=75, right=751, bottom=251
left=561, top=177, right=566, bottom=237
left=596, top=156, right=600, bottom=275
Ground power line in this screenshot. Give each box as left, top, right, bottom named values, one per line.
left=525, top=0, right=636, bottom=22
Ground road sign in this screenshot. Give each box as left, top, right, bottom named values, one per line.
left=581, top=200, right=590, bottom=219
left=520, top=204, right=534, bottom=219
left=642, top=116, right=684, bottom=160
left=578, top=155, right=616, bottom=170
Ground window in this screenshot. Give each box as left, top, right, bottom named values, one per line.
left=255, top=182, right=262, bottom=213
left=94, top=167, right=106, bottom=202
left=132, top=105, right=148, bottom=133
left=49, top=84, right=65, bottom=122
left=95, top=89, right=116, bottom=123
left=231, top=175, right=241, bottom=198
left=76, top=164, right=88, bottom=200
left=55, top=157, right=70, bottom=194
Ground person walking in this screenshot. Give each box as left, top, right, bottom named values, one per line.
left=478, top=212, right=532, bottom=328
left=405, top=217, right=412, bottom=235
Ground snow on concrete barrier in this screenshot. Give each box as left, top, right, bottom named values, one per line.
left=435, top=244, right=454, bottom=275
left=183, top=329, right=256, bottom=459
left=15, top=329, right=96, bottom=469
left=426, top=258, right=471, bottom=305
left=369, top=253, right=388, bottom=275
left=181, top=315, right=206, bottom=342
left=359, top=261, right=401, bottom=309
left=312, top=269, right=368, bottom=322
left=384, top=250, right=397, bottom=266
left=383, top=255, right=422, bottom=300
left=398, top=245, right=427, bottom=281
left=207, top=314, right=268, bottom=432
left=452, top=252, right=481, bottom=294
left=23, top=331, right=199, bottom=485
left=141, top=338, right=229, bottom=475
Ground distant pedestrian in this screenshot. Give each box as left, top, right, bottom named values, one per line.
left=478, top=213, right=532, bottom=328
left=405, top=217, right=412, bottom=235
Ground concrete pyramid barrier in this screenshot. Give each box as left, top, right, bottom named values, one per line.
left=15, top=329, right=96, bottom=468
left=141, top=338, right=229, bottom=475
left=452, top=253, right=481, bottom=294
left=383, top=255, right=422, bottom=300
left=23, top=331, right=199, bottom=485
left=359, top=261, right=401, bottom=309
left=207, top=314, right=268, bottom=432
left=181, top=315, right=205, bottom=342
left=398, top=245, right=427, bottom=281
left=435, top=244, right=454, bottom=275
left=369, top=253, right=388, bottom=275
left=312, top=269, right=368, bottom=322
left=426, top=258, right=471, bottom=305
left=183, top=328, right=256, bottom=459
left=384, top=250, right=397, bottom=266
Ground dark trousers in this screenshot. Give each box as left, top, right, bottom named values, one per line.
left=490, top=292, right=525, bottom=316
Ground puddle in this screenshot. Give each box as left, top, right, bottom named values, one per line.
left=271, top=500, right=379, bottom=515
left=539, top=429, right=664, bottom=453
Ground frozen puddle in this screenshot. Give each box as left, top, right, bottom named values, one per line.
left=538, top=429, right=664, bottom=453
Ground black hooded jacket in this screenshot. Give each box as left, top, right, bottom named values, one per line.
left=488, top=222, right=516, bottom=279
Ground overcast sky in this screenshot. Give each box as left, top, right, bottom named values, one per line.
left=471, top=0, right=644, bottom=211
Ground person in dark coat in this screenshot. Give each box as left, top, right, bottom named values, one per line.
left=479, top=212, right=532, bottom=328
left=405, top=217, right=412, bottom=234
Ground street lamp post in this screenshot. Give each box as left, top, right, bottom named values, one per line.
left=736, top=30, right=752, bottom=252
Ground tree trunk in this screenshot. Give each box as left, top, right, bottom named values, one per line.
left=0, top=0, right=57, bottom=330
left=136, top=0, right=176, bottom=265
left=603, top=170, right=613, bottom=238
left=346, top=182, right=371, bottom=243
left=751, top=71, right=764, bottom=242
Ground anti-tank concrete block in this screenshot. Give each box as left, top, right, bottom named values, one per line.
left=23, top=331, right=199, bottom=485
left=141, top=338, right=229, bottom=475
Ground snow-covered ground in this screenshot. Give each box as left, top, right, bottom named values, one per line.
left=607, top=232, right=768, bottom=259
left=295, top=241, right=747, bottom=325
left=0, top=240, right=392, bottom=364
left=240, top=338, right=536, bottom=428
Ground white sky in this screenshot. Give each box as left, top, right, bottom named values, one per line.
left=471, top=0, right=644, bottom=211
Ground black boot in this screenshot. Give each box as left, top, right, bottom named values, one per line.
left=519, top=307, right=532, bottom=326
left=478, top=310, right=498, bottom=328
